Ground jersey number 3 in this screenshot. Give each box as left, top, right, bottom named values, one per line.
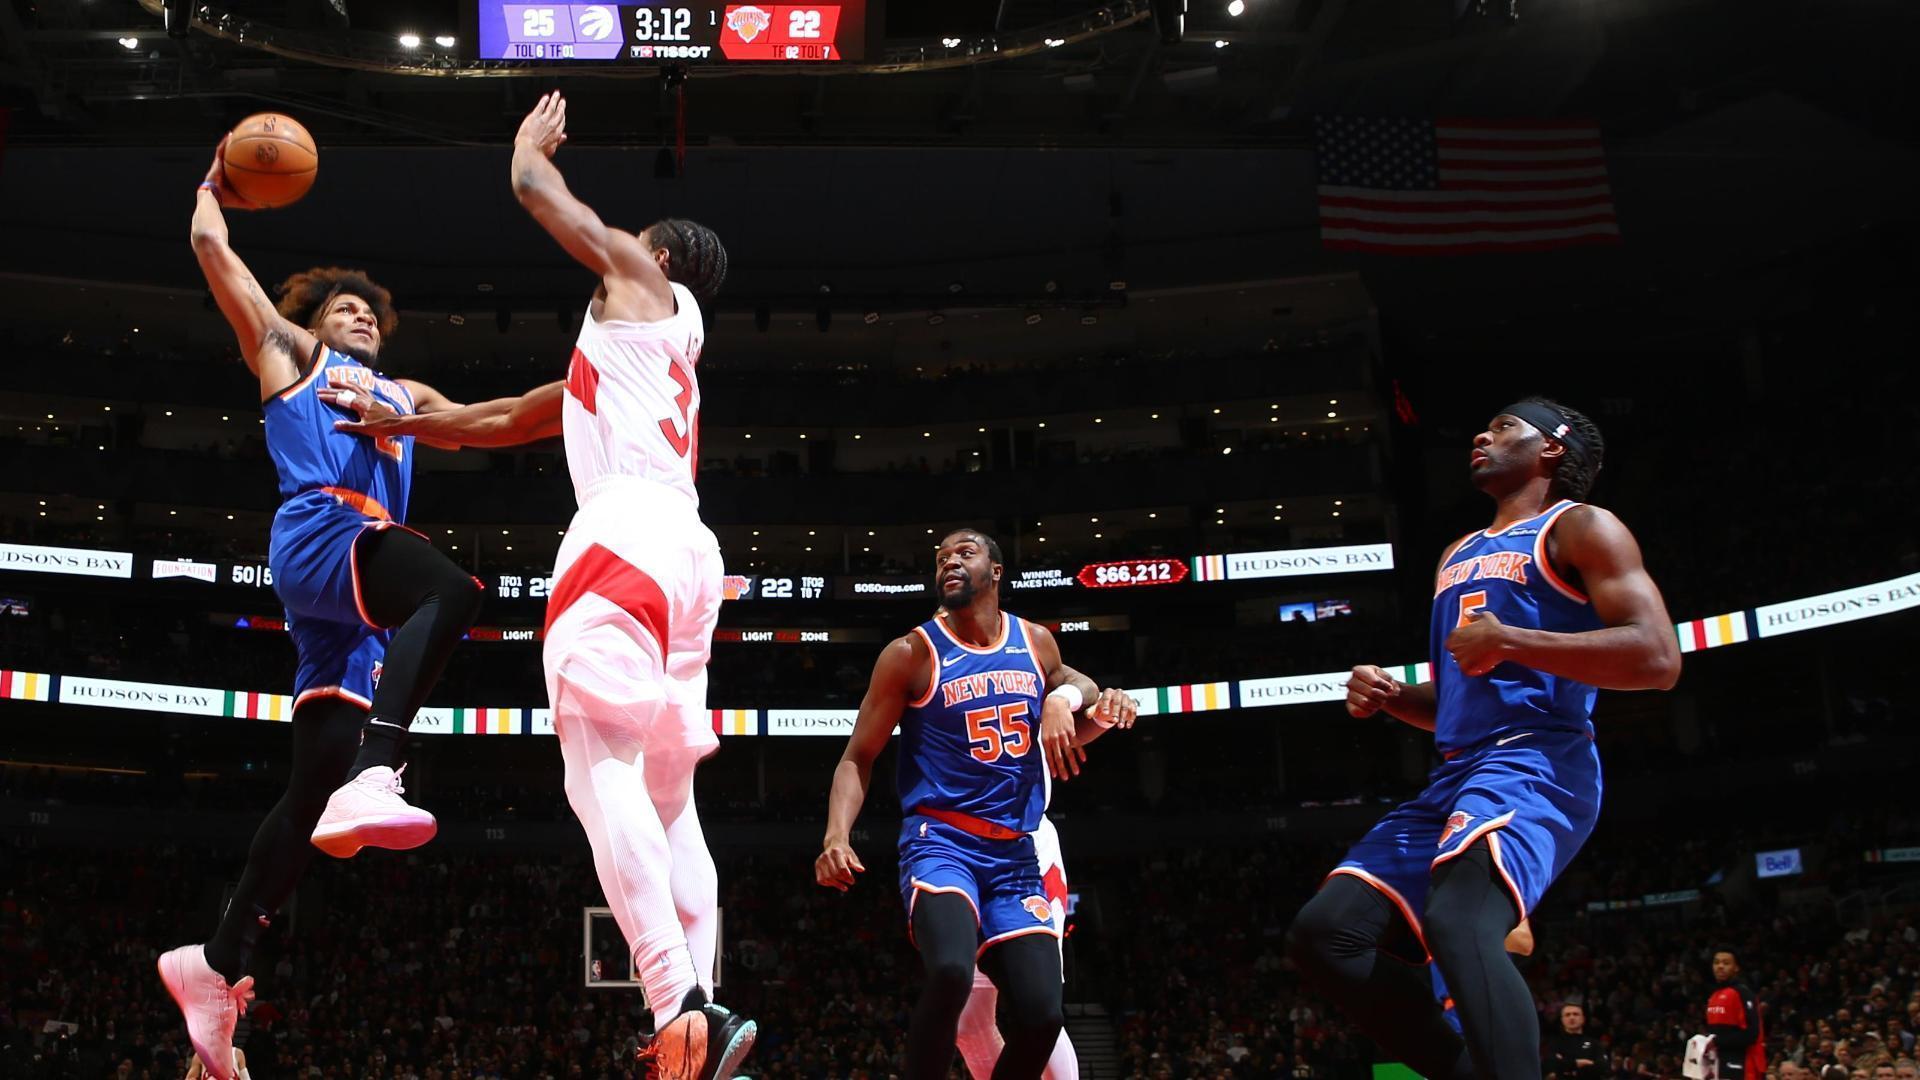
left=657, top=360, right=698, bottom=477
left=964, top=702, right=1032, bottom=764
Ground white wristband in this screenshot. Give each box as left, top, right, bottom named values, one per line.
left=1046, top=684, right=1084, bottom=714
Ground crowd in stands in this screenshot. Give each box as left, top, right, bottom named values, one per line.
left=2, top=793, right=1917, bottom=1079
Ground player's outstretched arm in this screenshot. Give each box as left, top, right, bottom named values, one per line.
left=1445, top=505, right=1681, bottom=690
left=326, top=381, right=563, bottom=450
left=816, top=635, right=921, bottom=891
left=189, top=138, right=313, bottom=399
left=510, top=93, right=654, bottom=281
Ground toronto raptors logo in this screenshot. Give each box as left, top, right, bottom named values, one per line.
left=1438, top=811, right=1473, bottom=848
left=726, top=5, right=772, bottom=42
left=1022, top=896, right=1052, bottom=922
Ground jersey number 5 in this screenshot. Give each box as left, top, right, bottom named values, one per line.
left=657, top=360, right=699, bottom=477
left=964, top=702, right=1033, bottom=764
left=1457, top=590, right=1489, bottom=628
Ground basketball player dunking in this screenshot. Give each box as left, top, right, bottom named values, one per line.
left=817, top=530, right=1137, bottom=1080
left=329, top=92, right=750, bottom=1078
left=158, top=140, right=486, bottom=1080
left=1289, top=398, right=1681, bottom=1080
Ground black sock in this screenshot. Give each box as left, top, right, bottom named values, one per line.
left=204, top=697, right=364, bottom=982
left=1288, top=875, right=1475, bottom=1080
left=346, top=527, right=482, bottom=778
left=905, top=893, right=979, bottom=1080
left=349, top=717, right=407, bottom=776
left=1427, top=840, right=1540, bottom=1080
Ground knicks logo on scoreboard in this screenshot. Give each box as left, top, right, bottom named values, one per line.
left=1438, top=811, right=1473, bottom=848
left=725, top=5, right=772, bottom=43
left=1022, top=896, right=1053, bottom=923
left=721, top=574, right=757, bottom=601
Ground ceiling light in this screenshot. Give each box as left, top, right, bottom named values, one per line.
left=1212, top=408, right=1221, bottom=415
left=853, top=434, right=863, bottom=440
left=435, top=34, right=456, bottom=47
left=1332, top=511, right=1341, bottom=517
left=118, top=36, right=140, bottom=49
left=1044, top=37, right=1065, bottom=47
left=808, top=530, right=816, bottom=536
left=1038, top=422, right=1047, bottom=429
left=799, top=433, right=808, bottom=440
left=1327, top=411, right=1338, bottom=418
left=1221, top=447, right=1233, bottom=455
left=1148, top=512, right=1157, bottom=519
left=922, top=431, right=931, bottom=438
left=1215, top=518, right=1225, bottom=525
left=868, top=530, right=876, bottom=536
left=1214, top=39, right=1228, bottom=48
left=941, top=37, right=961, bottom=48
left=1335, top=500, right=1344, bottom=506
left=1329, top=399, right=1338, bottom=405
left=1094, top=417, right=1103, bottom=424
left=1038, top=536, right=1047, bottom=542
left=398, top=33, right=421, bottom=48
left=103, top=405, right=112, bottom=412
left=1228, top=0, right=1246, bottom=13
left=1150, top=412, right=1160, bottom=419
left=164, top=410, right=173, bottom=416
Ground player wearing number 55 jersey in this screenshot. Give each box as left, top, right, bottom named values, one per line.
left=327, top=92, right=748, bottom=1080
left=818, top=530, right=1138, bottom=1080
left=1290, top=398, right=1681, bottom=1080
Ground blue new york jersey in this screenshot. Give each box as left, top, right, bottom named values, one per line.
left=264, top=346, right=414, bottom=521
left=1428, top=499, right=1603, bottom=756
left=262, top=346, right=420, bottom=708
left=897, top=612, right=1048, bottom=834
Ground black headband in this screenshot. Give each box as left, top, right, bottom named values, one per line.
left=1500, top=401, right=1588, bottom=459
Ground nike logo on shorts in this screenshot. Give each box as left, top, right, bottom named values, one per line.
left=1495, top=732, right=1533, bottom=746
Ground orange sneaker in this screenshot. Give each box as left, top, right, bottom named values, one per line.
left=634, top=989, right=757, bottom=1080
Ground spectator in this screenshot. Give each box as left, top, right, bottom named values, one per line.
left=1548, top=1002, right=1606, bottom=1080
left=1710, top=949, right=1768, bottom=1080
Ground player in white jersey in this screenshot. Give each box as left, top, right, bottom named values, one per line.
left=952, top=665, right=1136, bottom=1080
left=329, top=92, right=750, bottom=1080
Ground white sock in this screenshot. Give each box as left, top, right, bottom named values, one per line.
left=648, top=743, right=719, bottom=999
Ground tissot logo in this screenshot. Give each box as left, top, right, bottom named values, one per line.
left=0, top=543, right=134, bottom=579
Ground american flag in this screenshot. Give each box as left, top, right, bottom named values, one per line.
left=1313, top=116, right=1621, bottom=253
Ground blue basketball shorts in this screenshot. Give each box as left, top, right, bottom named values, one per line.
left=898, top=812, right=1061, bottom=957
left=1330, top=728, right=1602, bottom=958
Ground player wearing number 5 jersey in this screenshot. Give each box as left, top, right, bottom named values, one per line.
left=818, top=529, right=1138, bottom=1080
left=328, top=91, right=748, bottom=1080
left=1290, top=398, right=1681, bottom=1080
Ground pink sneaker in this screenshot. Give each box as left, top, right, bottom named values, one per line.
left=310, top=764, right=437, bottom=858
left=157, top=945, right=253, bottom=1080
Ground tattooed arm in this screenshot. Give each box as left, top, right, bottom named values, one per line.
left=192, top=138, right=318, bottom=400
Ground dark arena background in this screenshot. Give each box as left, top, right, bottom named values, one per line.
left=2, top=0, right=1918, bottom=1077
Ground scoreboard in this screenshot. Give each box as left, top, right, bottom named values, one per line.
left=471, top=3, right=868, bottom=63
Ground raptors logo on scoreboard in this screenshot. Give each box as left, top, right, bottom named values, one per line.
left=725, top=5, right=772, bottom=42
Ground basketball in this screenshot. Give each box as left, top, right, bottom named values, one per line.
left=222, top=112, right=317, bottom=209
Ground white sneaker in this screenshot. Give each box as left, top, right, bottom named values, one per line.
left=310, top=764, right=437, bottom=858
left=157, top=945, right=253, bottom=1080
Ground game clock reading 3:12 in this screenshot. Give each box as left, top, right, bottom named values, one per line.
left=473, top=2, right=865, bottom=63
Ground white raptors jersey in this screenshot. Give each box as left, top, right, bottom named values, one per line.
left=562, top=281, right=704, bottom=508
